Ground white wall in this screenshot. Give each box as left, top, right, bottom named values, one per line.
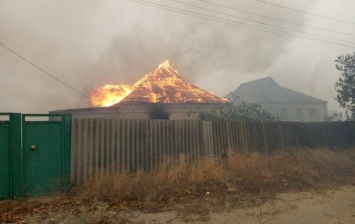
left=260, top=102, right=328, bottom=122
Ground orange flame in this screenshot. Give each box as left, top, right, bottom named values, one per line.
left=91, top=84, right=133, bottom=107
left=91, top=60, right=228, bottom=107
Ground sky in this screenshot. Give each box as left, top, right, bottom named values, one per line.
left=1, top=0, right=354, bottom=114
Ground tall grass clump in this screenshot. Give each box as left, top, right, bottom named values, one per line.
left=78, top=148, right=355, bottom=207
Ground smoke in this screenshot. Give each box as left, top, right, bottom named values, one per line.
left=3, top=0, right=351, bottom=113
left=83, top=0, right=314, bottom=102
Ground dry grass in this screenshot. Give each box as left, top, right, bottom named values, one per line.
left=79, top=155, right=225, bottom=203
left=1, top=148, right=355, bottom=223
left=76, top=148, right=355, bottom=209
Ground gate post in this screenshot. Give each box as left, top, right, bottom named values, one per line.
left=62, top=114, right=72, bottom=191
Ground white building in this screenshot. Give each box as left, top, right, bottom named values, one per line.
left=226, top=77, right=328, bottom=122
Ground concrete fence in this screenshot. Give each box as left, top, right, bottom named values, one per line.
left=71, top=119, right=355, bottom=185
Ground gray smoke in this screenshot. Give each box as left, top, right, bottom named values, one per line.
left=3, top=0, right=351, bottom=114
left=85, top=1, right=310, bottom=94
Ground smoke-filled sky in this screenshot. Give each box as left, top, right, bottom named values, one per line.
left=1, top=0, right=354, bottom=113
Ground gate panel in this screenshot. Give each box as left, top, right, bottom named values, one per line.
left=0, top=113, right=21, bottom=199
left=22, top=114, right=71, bottom=196
left=0, top=120, right=10, bottom=199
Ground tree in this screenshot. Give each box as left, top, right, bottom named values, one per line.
left=324, top=112, right=343, bottom=122
left=199, top=94, right=276, bottom=121
left=335, top=52, right=355, bottom=120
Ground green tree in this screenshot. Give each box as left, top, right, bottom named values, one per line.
left=199, top=95, right=276, bottom=121
left=324, top=112, right=343, bottom=122
left=335, top=52, right=355, bottom=120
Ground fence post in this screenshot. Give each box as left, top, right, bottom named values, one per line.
left=277, top=122, right=285, bottom=150
left=261, top=122, right=268, bottom=153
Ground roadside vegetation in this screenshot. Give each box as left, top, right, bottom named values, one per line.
left=80, top=147, right=355, bottom=207
left=1, top=147, right=355, bottom=223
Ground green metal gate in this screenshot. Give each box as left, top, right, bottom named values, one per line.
left=0, top=113, right=21, bottom=200
left=22, top=114, right=72, bottom=197
left=0, top=113, right=71, bottom=199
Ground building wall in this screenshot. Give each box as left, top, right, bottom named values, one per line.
left=50, top=103, right=227, bottom=120
left=259, top=101, right=328, bottom=122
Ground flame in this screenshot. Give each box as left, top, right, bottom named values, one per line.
left=91, top=84, right=133, bottom=107
left=158, top=60, right=170, bottom=69
left=91, top=60, right=228, bottom=107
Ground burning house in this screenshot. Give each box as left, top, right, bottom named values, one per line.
left=50, top=61, right=229, bottom=120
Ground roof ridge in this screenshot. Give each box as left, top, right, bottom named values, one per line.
left=227, top=77, right=327, bottom=103
left=276, top=85, right=327, bottom=102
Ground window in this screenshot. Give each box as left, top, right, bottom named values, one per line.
left=296, top=109, right=302, bottom=121
left=309, top=108, right=316, bottom=121
left=280, top=108, right=287, bottom=121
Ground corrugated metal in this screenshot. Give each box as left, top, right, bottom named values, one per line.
left=71, top=119, right=355, bottom=185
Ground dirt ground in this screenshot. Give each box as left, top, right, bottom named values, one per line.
left=138, top=185, right=355, bottom=224
left=2, top=185, right=354, bottom=224
left=108, top=185, right=355, bottom=224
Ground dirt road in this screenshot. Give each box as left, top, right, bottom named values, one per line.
left=123, top=186, right=355, bottom=224
left=3, top=186, right=355, bottom=223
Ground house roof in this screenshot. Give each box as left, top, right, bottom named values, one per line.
left=118, top=60, right=228, bottom=104
left=226, top=77, right=327, bottom=103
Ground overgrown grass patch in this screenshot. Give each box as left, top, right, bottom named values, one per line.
left=1, top=147, right=355, bottom=223
left=76, top=148, right=355, bottom=210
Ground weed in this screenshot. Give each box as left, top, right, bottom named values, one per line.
left=2, top=147, right=355, bottom=223
left=76, top=148, right=355, bottom=210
